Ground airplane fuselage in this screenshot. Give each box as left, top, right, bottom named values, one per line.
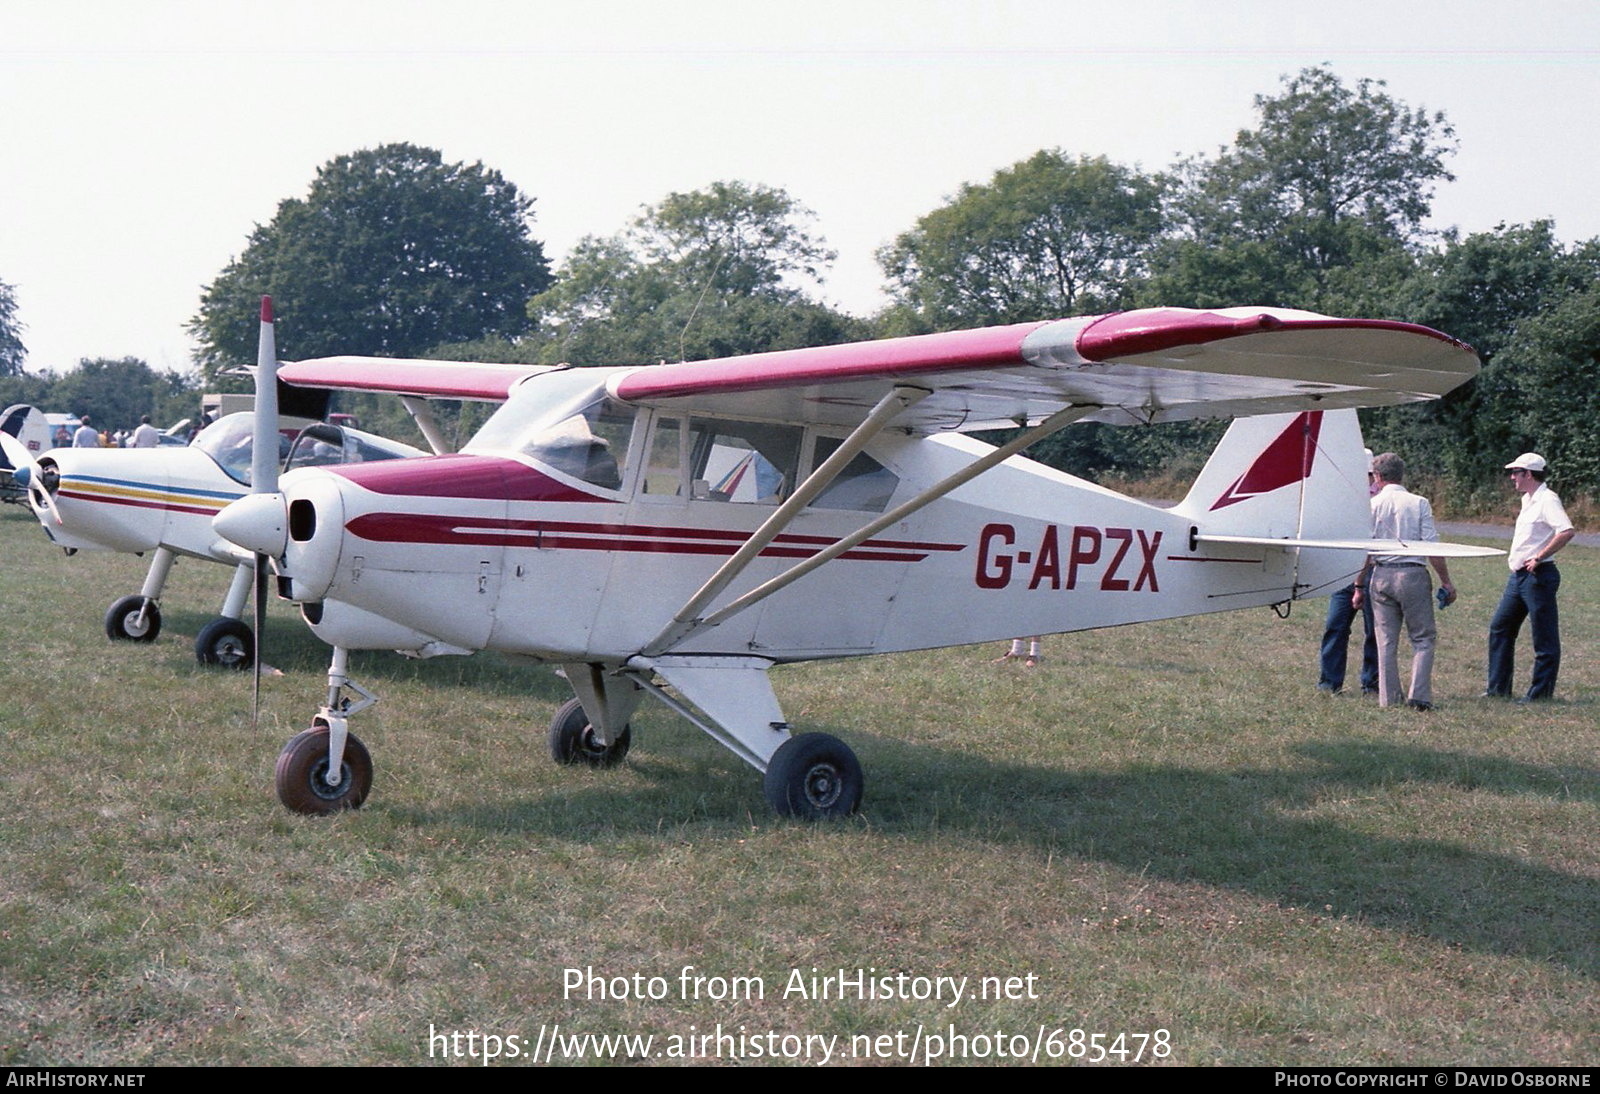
left=269, top=370, right=1366, bottom=665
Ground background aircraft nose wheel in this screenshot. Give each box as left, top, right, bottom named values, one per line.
left=104, top=595, right=161, bottom=642
left=547, top=697, right=632, bottom=767
left=763, top=732, right=863, bottom=819
left=275, top=725, right=372, bottom=814
left=194, top=617, right=255, bottom=669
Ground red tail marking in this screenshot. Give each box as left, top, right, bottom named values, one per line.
left=1210, top=411, right=1323, bottom=510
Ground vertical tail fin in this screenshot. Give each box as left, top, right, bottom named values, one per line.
left=1174, top=410, right=1369, bottom=540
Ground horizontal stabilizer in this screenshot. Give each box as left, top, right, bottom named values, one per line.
left=1197, top=533, right=1503, bottom=558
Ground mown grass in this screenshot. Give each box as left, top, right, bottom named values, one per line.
left=0, top=505, right=1594, bottom=1066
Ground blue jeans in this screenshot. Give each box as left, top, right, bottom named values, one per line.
left=1320, top=585, right=1378, bottom=692
left=1487, top=565, right=1562, bottom=700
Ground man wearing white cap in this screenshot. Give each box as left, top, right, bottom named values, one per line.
left=1486, top=453, right=1575, bottom=702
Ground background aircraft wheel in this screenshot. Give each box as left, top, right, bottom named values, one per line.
left=105, top=595, right=161, bottom=642
left=548, top=697, right=631, bottom=767
left=763, top=732, right=863, bottom=819
left=194, top=617, right=254, bottom=669
left=275, top=726, right=372, bottom=814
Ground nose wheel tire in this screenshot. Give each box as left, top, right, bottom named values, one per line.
left=763, top=733, right=863, bottom=819
left=275, top=726, right=372, bottom=814
left=105, top=596, right=162, bottom=642
left=548, top=697, right=632, bottom=767
left=195, top=617, right=254, bottom=669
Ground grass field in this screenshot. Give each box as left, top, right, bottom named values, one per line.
left=0, top=504, right=1594, bottom=1066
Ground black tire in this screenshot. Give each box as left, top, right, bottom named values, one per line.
left=105, top=595, right=161, bottom=642
left=194, top=617, right=254, bottom=669
left=762, top=732, right=863, bottom=819
left=275, top=726, right=372, bottom=814
left=548, top=697, right=631, bottom=767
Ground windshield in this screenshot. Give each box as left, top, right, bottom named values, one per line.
left=465, top=370, right=637, bottom=492
left=285, top=423, right=425, bottom=471
left=192, top=413, right=289, bottom=487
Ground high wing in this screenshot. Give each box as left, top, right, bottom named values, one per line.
left=609, top=307, right=1477, bottom=432
left=276, top=357, right=557, bottom=401
left=275, top=358, right=561, bottom=453
left=274, top=308, right=1477, bottom=435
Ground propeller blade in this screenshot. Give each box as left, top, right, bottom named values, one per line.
left=252, top=295, right=280, bottom=496
left=252, top=550, right=269, bottom=729
left=248, top=295, right=280, bottom=730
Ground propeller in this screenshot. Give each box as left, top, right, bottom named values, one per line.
left=1, top=431, right=63, bottom=526
left=250, top=295, right=281, bottom=726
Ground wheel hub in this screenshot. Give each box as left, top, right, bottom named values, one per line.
left=310, top=758, right=352, bottom=799
left=805, top=763, right=841, bottom=807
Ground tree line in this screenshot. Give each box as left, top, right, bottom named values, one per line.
left=3, top=67, right=1596, bottom=511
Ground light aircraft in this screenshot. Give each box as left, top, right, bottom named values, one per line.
left=213, top=301, right=1500, bottom=818
left=1, top=389, right=427, bottom=668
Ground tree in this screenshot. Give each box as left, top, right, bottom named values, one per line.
left=1359, top=223, right=1600, bottom=504
left=0, top=279, right=25, bottom=376
left=878, top=152, right=1165, bottom=331
left=49, top=357, right=197, bottom=431
left=529, top=181, right=862, bottom=366
left=1505, top=280, right=1600, bottom=498
left=191, top=144, right=552, bottom=380
left=1146, top=67, right=1454, bottom=310
left=1177, top=66, right=1455, bottom=262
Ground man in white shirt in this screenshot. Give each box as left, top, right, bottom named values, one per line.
left=130, top=415, right=161, bottom=448
left=1352, top=453, right=1456, bottom=710
left=1486, top=453, right=1575, bottom=702
left=71, top=415, right=100, bottom=448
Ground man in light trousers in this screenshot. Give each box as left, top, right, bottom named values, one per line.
left=1352, top=453, right=1456, bottom=710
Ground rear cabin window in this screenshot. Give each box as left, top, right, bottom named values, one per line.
left=808, top=435, right=899, bottom=512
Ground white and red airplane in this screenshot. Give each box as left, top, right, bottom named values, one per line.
left=2, top=378, right=426, bottom=668
left=213, top=302, right=1499, bottom=818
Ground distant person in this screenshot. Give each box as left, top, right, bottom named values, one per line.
left=1486, top=453, right=1575, bottom=703
left=1318, top=450, right=1381, bottom=695
left=1352, top=453, right=1455, bottom=710
left=130, top=415, right=161, bottom=448
left=72, top=415, right=100, bottom=448
left=994, top=637, right=1042, bottom=668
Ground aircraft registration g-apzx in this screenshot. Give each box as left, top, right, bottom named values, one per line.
left=213, top=300, right=1501, bottom=819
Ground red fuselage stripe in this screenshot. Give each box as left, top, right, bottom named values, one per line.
left=343, top=512, right=962, bottom=561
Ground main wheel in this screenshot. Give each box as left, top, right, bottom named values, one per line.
left=194, top=617, right=254, bottom=669
left=548, top=697, right=631, bottom=767
left=105, top=595, right=161, bottom=642
left=762, top=732, right=863, bottom=819
left=275, top=726, right=372, bottom=814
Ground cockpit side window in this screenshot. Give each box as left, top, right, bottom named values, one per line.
left=685, top=418, right=801, bottom=504
left=191, top=413, right=290, bottom=487
left=521, top=397, right=635, bottom=491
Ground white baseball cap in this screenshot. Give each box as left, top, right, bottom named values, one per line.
left=1505, top=452, right=1548, bottom=472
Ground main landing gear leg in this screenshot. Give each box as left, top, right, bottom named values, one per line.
left=105, top=547, right=177, bottom=642
left=626, top=655, right=864, bottom=819
left=275, top=646, right=377, bottom=815
left=194, top=563, right=257, bottom=668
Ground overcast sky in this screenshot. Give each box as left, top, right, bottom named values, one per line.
left=3, top=0, right=1597, bottom=375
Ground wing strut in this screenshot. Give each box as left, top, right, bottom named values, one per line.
left=400, top=396, right=455, bottom=455
left=643, top=385, right=931, bottom=655
left=649, top=400, right=1098, bottom=655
